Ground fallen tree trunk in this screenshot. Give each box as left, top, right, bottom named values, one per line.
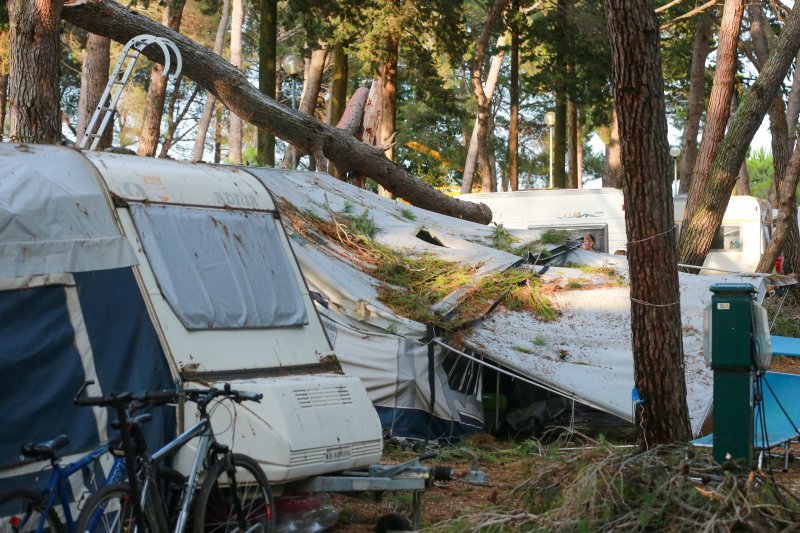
left=62, top=1, right=492, bottom=224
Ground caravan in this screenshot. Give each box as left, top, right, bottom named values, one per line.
left=673, top=194, right=772, bottom=274
left=461, top=188, right=627, bottom=254
left=0, top=144, right=383, bottom=490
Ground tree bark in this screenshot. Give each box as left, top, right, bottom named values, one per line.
left=331, top=87, right=368, bottom=182
left=553, top=89, right=567, bottom=188
left=509, top=0, right=519, bottom=191
left=8, top=0, right=62, bottom=144
left=735, top=160, right=751, bottom=195
left=281, top=46, right=329, bottom=170
left=77, top=34, right=112, bottom=150
left=677, top=2, right=800, bottom=268
left=756, top=144, right=800, bottom=272
left=257, top=0, right=277, bottom=166
left=461, top=0, right=511, bottom=194
left=603, top=0, right=691, bottom=447
left=685, top=0, right=743, bottom=213
left=378, top=33, right=399, bottom=198
left=678, top=13, right=712, bottom=193
left=603, top=108, right=623, bottom=188
left=327, top=43, right=349, bottom=176
left=0, top=74, right=8, bottom=141
left=62, top=1, right=492, bottom=223
left=749, top=1, right=791, bottom=191
left=786, top=49, right=800, bottom=151
left=568, top=97, right=578, bottom=188
left=137, top=0, right=186, bottom=157
left=191, top=0, right=229, bottom=163
left=228, top=0, right=244, bottom=165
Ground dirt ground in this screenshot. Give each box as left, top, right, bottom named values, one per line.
left=328, top=356, right=800, bottom=531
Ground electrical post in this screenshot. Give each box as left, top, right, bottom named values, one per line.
left=708, top=284, right=756, bottom=467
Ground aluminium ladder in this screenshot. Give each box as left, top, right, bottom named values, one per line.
left=79, top=34, right=182, bottom=150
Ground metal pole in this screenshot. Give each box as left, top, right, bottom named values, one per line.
left=548, top=126, right=554, bottom=189
left=290, top=77, right=296, bottom=110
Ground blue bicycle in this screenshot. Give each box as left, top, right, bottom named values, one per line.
left=0, top=385, right=166, bottom=533
left=0, top=437, right=126, bottom=533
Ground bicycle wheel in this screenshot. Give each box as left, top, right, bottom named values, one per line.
left=194, top=454, right=274, bottom=533
left=75, top=484, right=156, bottom=533
left=0, top=490, right=62, bottom=533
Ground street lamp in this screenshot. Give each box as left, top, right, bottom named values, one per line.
left=669, top=146, right=681, bottom=194
left=281, top=54, right=304, bottom=110
left=544, top=111, right=556, bottom=189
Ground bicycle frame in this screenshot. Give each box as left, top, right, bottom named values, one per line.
left=137, top=417, right=212, bottom=533
left=29, top=444, right=125, bottom=533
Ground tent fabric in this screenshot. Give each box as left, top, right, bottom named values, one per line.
left=0, top=280, right=101, bottom=466
left=0, top=144, right=137, bottom=278
left=129, top=203, right=307, bottom=330
left=0, top=269, right=177, bottom=475
left=770, top=336, right=800, bottom=358
left=246, top=167, right=767, bottom=437
left=693, top=372, right=800, bottom=449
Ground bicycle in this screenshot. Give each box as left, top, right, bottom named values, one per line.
left=0, top=389, right=165, bottom=533
left=74, top=384, right=274, bottom=533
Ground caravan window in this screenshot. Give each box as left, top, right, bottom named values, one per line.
left=527, top=224, right=608, bottom=253
left=710, top=225, right=742, bottom=251
left=129, top=204, right=308, bottom=330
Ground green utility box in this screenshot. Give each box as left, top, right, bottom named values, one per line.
left=709, top=284, right=756, bottom=467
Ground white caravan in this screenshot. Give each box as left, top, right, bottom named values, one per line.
left=462, top=188, right=627, bottom=254
left=673, top=194, right=772, bottom=274
left=82, top=150, right=383, bottom=483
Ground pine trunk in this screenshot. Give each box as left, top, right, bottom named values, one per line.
left=8, top=0, right=62, bottom=144
left=677, top=4, right=800, bottom=268
left=684, top=0, right=743, bottom=222
left=62, top=0, right=493, bottom=224
left=0, top=74, right=8, bottom=141
left=191, top=0, right=229, bottom=162
left=257, top=0, right=277, bottom=166
left=678, top=13, right=712, bottom=193
left=377, top=34, right=398, bottom=198
left=228, top=0, right=244, bottom=164
left=327, top=43, right=348, bottom=175
left=603, top=0, right=690, bottom=447
left=603, top=108, right=623, bottom=188
left=509, top=0, right=519, bottom=191
left=786, top=49, right=800, bottom=151
left=461, top=0, right=510, bottom=194
left=735, top=162, right=751, bottom=195
left=137, top=0, right=186, bottom=156
left=76, top=34, right=112, bottom=150
left=553, top=90, right=567, bottom=188
left=756, top=144, right=800, bottom=272
left=281, top=46, right=329, bottom=170
left=568, top=98, right=578, bottom=188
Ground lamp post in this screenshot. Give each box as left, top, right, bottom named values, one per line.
left=669, top=146, right=681, bottom=195
left=281, top=54, right=304, bottom=110
left=544, top=111, right=556, bottom=189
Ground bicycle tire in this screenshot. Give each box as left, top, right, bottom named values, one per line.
left=193, top=454, right=274, bottom=533
left=0, top=490, right=63, bottom=533
left=74, top=483, right=156, bottom=533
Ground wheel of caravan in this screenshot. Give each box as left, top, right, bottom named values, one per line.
left=194, top=454, right=274, bottom=533
left=0, top=490, right=63, bottom=533
left=74, top=483, right=156, bottom=533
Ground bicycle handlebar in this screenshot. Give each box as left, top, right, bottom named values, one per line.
left=74, top=381, right=178, bottom=407
left=184, top=384, right=262, bottom=410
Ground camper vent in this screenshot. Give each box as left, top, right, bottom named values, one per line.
left=293, top=386, right=354, bottom=408
left=289, top=440, right=382, bottom=466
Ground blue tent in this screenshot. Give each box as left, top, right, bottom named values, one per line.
left=0, top=145, right=175, bottom=490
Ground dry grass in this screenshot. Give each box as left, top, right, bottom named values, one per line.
left=280, top=200, right=557, bottom=331
left=430, top=432, right=800, bottom=532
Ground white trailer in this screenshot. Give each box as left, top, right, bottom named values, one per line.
left=461, top=188, right=627, bottom=254
left=673, top=194, right=772, bottom=274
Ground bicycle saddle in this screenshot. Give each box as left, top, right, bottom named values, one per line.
left=20, top=434, right=69, bottom=461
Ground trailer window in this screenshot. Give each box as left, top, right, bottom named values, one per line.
left=129, top=203, right=308, bottom=330
left=710, top=225, right=742, bottom=251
